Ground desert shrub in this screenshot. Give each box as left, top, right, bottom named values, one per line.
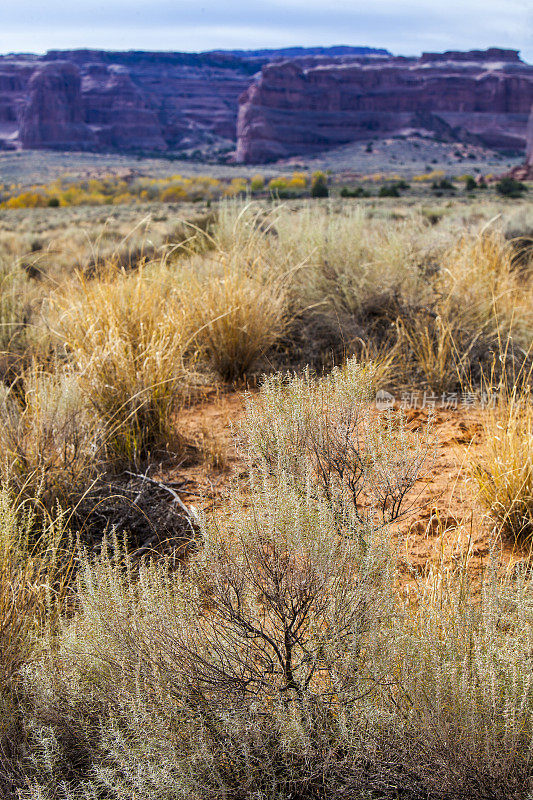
left=18, top=357, right=533, bottom=799
left=340, top=185, right=370, bottom=198
left=495, top=177, right=527, bottom=198
left=241, top=358, right=434, bottom=528
left=310, top=171, right=329, bottom=198
left=20, top=361, right=408, bottom=799
left=431, top=178, right=455, bottom=192
left=373, top=560, right=533, bottom=799
left=55, top=265, right=190, bottom=464
left=378, top=183, right=400, bottom=197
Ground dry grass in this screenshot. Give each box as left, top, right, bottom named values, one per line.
left=180, top=253, right=290, bottom=382
left=0, top=197, right=531, bottom=798
left=0, top=364, right=99, bottom=509
left=55, top=265, right=191, bottom=464
left=473, top=385, right=533, bottom=544
left=0, top=489, right=73, bottom=797
left=177, top=205, right=293, bottom=382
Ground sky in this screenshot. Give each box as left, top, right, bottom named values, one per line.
left=1, top=0, right=532, bottom=62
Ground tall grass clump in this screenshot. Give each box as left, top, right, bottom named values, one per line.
left=0, top=490, right=72, bottom=796
left=56, top=265, right=190, bottom=464
left=473, top=383, right=533, bottom=544
left=273, top=204, right=441, bottom=320
left=0, top=364, right=99, bottom=510
left=178, top=204, right=292, bottom=381
left=395, top=228, right=533, bottom=391
left=0, top=251, right=33, bottom=353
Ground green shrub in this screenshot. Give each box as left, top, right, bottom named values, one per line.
left=310, top=171, right=329, bottom=198
left=431, top=178, right=455, bottom=191
left=496, top=177, right=527, bottom=197
left=378, top=184, right=400, bottom=197
left=340, top=185, right=370, bottom=198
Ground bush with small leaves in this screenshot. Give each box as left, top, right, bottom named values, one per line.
left=310, top=171, right=329, bottom=198
left=496, top=177, right=527, bottom=198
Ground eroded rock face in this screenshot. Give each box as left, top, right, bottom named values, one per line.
left=82, top=64, right=166, bottom=151
left=19, top=62, right=95, bottom=150
left=1, top=47, right=532, bottom=158
left=527, top=106, right=533, bottom=165
left=236, top=49, right=533, bottom=162
left=0, top=46, right=387, bottom=153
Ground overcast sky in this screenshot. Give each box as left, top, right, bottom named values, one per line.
left=1, top=0, right=532, bottom=62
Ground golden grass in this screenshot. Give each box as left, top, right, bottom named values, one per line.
left=0, top=490, right=72, bottom=710
left=55, top=265, right=190, bottom=464
left=473, top=386, right=533, bottom=543
left=175, top=204, right=293, bottom=382
left=0, top=364, right=99, bottom=509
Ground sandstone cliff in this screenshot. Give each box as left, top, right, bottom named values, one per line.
left=236, top=49, right=533, bottom=162
left=0, top=46, right=387, bottom=154
left=0, top=46, right=532, bottom=160
left=19, top=62, right=95, bottom=150
left=81, top=64, right=166, bottom=151
left=526, top=106, right=533, bottom=164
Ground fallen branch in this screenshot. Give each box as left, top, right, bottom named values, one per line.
left=125, top=471, right=199, bottom=535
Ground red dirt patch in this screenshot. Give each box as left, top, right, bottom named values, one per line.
left=165, top=391, right=523, bottom=583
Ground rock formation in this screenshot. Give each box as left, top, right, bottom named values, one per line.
left=19, top=62, right=95, bottom=150
left=507, top=104, right=533, bottom=180
left=81, top=64, right=166, bottom=151
left=526, top=106, right=533, bottom=165
left=236, top=49, right=533, bottom=162
left=0, top=46, right=532, bottom=160
left=0, top=46, right=388, bottom=154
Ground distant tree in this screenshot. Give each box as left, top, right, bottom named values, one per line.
left=431, top=178, right=455, bottom=192
left=310, top=171, right=329, bottom=198
left=340, top=186, right=370, bottom=198
left=495, top=177, right=527, bottom=198
left=250, top=174, right=265, bottom=192
left=378, top=184, right=400, bottom=198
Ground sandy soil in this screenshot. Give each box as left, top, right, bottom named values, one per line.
left=165, top=390, right=522, bottom=586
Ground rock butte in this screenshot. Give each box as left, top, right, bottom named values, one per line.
left=0, top=47, right=531, bottom=164
left=236, top=49, right=533, bottom=163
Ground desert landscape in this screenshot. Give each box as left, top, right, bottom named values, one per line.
left=0, top=31, right=532, bottom=800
